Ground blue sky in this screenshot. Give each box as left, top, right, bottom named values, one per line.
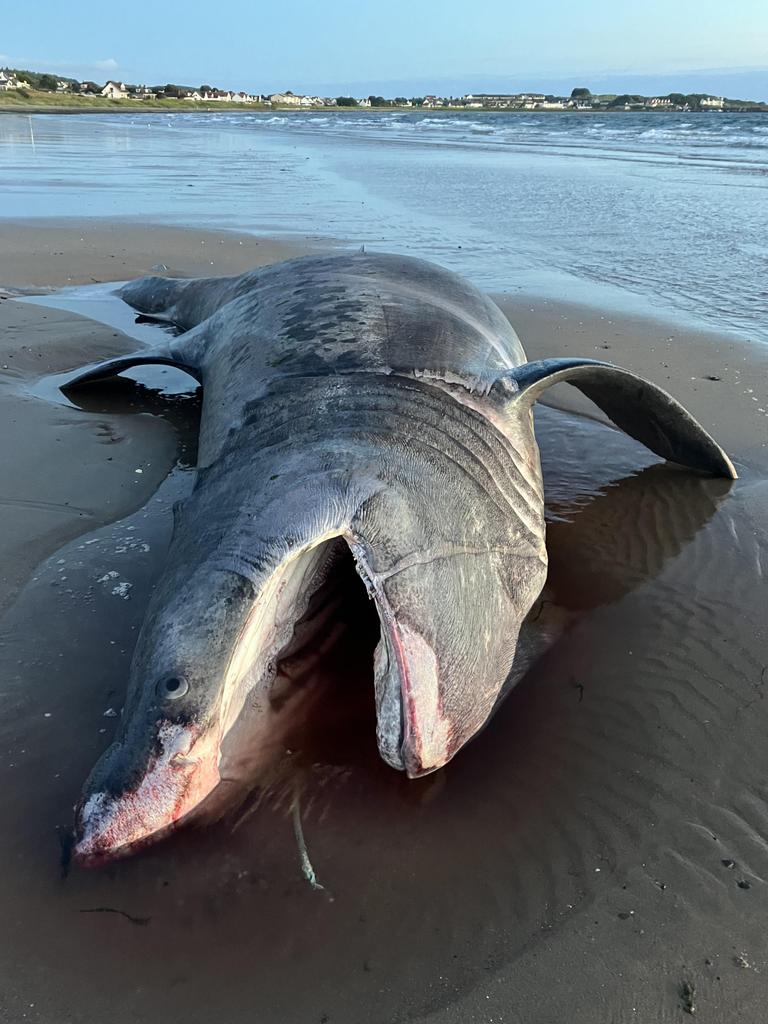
left=2, top=0, right=767, bottom=97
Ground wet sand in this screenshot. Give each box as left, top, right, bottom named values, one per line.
left=1, top=221, right=767, bottom=1024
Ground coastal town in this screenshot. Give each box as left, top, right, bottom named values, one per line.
left=0, top=68, right=765, bottom=111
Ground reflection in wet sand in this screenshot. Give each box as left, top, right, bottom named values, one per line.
left=3, top=376, right=763, bottom=1023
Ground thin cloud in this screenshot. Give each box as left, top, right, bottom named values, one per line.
left=0, top=56, right=121, bottom=74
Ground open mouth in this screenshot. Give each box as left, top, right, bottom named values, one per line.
left=73, top=541, right=388, bottom=865
left=215, top=534, right=432, bottom=787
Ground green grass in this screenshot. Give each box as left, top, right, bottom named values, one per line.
left=2, top=89, right=765, bottom=115
left=0, top=89, right=271, bottom=112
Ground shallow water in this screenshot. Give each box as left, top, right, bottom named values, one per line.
left=1, top=340, right=766, bottom=1020
left=1, top=110, right=767, bottom=340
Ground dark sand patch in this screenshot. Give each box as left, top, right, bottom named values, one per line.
left=0, top=222, right=766, bottom=1024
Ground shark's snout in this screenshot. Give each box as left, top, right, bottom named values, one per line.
left=73, top=721, right=220, bottom=865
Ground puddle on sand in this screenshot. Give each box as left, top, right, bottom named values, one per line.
left=21, top=281, right=197, bottom=401
left=20, top=281, right=178, bottom=348
left=4, top=351, right=765, bottom=1023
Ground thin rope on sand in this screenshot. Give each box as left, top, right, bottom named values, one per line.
left=291, top=794, right=329, bottom=896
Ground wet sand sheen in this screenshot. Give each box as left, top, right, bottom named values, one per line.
left=0, top=222, right=767, bottom=1024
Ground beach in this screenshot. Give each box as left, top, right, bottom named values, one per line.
left=0, top=218, right=766, bottom=1023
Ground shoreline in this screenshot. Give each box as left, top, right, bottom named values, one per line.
left=2, top=104, right=765, bottom=116
left=2, top=214, right=763, bottom=348
left=1, top=220, right=767, bottom=1024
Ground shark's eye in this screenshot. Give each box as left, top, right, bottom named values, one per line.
left=156, top=675, right=189, bottom=700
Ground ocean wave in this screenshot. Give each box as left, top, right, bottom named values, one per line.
left=235, top=109, right=768, bottom=167
left=413, top=118, right=477, bottom=129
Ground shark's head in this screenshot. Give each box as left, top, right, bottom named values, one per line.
left=73, top=569, right=262, bottom=864
left=73, top=379, right=549, bottom=864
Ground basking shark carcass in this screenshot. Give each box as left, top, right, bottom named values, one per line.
left=63, top=252, right=736, bottom=864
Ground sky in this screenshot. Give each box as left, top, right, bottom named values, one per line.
left=2, top=0, right=767, bottom=98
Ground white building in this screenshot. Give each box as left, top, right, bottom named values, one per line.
left=269, top=91, right=303, bottom=106
left=129, top=84, right=156, bottom=100
left=0, top=70, right=26, bottom=91
left=101, top=81, right=128, bottom=100
left=700, top=96, right=724, bottom=109
left=463, top=93, right=511, bottom=107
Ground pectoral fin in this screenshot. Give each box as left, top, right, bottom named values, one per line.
left=499, top=358, right=736, bottom=479
left=61, top=343, right=201, bottom=390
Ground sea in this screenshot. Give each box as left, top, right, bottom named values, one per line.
left=1, top=108, right=767, bottom=340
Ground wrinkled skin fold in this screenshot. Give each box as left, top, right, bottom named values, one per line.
left=62, top=252, right=736, bottom=863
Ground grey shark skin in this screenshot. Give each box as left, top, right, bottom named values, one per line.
left=63, top=252, right=736, bottom=864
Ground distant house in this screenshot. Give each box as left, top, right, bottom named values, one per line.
left=463, top=93, right=545, bottom=109
left=0, top=70, right=26, bottom=91
left=464, top=93, right=492, bottom=107
left=267, top=91, right=326, bottom=106
left=269, top=91, right=303, bottom=106
left=128, top=84, right=156, bottom=100
left=198, top=89, right=248, bottom=102
left=101, top=81, right=128, bottom=100
left=647, top=97, right=672, bottom=107
left=700, top=95, right=724, bottom=109
left=80, top=81, right=101, bottom=95
left=168, top=87, right=200, bottom=100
